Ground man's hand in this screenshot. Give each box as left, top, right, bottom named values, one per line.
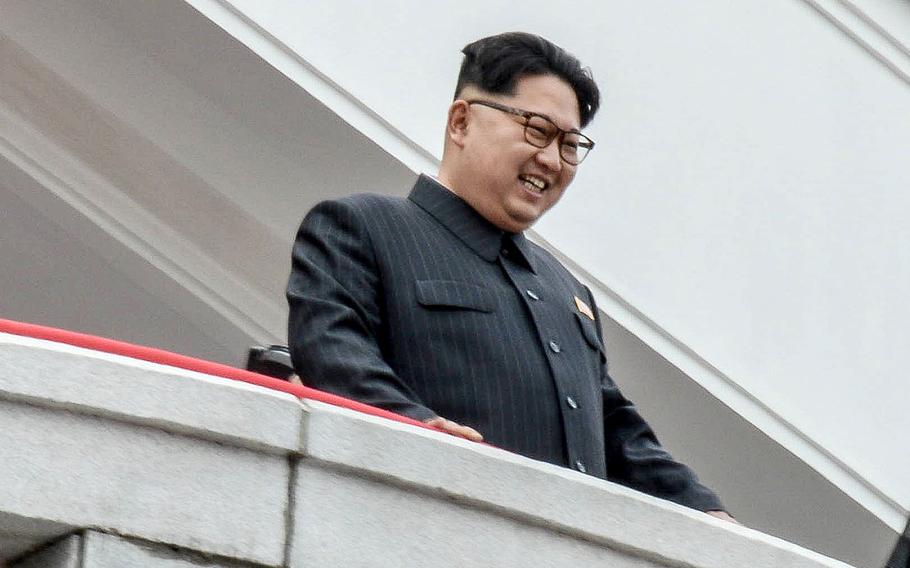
left=424, top=416, right=484, bottom=442
left=706, top=510, right=740, bottom=524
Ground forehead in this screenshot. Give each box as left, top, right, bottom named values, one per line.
left=506, top=74, right=581, bottom=131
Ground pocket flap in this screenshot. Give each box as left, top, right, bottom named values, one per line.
left=416, top=280, right=495, bottom=313
left=575, top=311, right=604, bottom=351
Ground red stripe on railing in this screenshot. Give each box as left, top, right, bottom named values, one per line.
left=0, top=318, right=432, bottom=432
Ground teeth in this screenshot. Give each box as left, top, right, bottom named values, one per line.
left=520, top=175, right=547, bottom=191
left=522, top=180, right=542, bottom=193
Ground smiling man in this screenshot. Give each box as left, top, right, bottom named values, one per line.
left=437, top=72, right=588, bottom=233
left=287, top=32, right=731, bottom=520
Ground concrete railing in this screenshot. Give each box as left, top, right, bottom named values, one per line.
left=0, top=330, right=856, bottom=567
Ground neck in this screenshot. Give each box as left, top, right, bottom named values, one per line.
left=436, top=164, right=461, bottom=197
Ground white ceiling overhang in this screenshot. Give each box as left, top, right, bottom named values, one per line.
left=0, top=0, right=415, bottom=365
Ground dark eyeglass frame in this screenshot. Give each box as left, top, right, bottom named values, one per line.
left=466, top=99, right=595, bottom=165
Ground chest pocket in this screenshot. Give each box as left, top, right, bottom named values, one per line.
left=575, top=311, right=606, bottom=357
left=416, top=280, right=496, bottom=313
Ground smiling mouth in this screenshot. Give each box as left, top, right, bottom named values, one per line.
left=519, top=174, right=549, bottom=194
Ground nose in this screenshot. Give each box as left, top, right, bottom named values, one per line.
left=535, top=139, right=563, bottom=172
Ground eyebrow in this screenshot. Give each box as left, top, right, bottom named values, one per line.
left=526, top=109, right=581, bottom=134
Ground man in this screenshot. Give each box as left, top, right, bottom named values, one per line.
left=887, top=519, right=910, bottom=568
left=288, top=32, right=732, bottom=520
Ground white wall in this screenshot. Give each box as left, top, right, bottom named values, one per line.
left=188, top=0, right=910, bottom=530
left=0, top=0, right=416, bottom=363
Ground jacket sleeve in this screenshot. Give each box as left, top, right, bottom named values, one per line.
left=589, top=290, right=725, bottom=512
left=286, top=198, right=436, bottom=422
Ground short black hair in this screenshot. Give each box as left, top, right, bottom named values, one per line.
left=455, top=32, right=600, bottom=128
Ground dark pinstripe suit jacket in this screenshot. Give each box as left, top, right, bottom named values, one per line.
left=287, top=174, right=722, bottom=511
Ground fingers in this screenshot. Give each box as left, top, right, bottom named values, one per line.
left=424, top=416, right=484, bottom=442
left=705, top=510, right=740, bottom=525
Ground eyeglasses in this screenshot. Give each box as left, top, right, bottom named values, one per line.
left=466, top=99, right=595, bottom=165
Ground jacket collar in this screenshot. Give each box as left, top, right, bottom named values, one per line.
left=408, top=174, right=537, bottom=273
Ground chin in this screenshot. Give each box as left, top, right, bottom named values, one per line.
left=504, top=215, right=538, bottom=233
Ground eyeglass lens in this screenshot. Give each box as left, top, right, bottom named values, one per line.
left=524, top=115, right=591, bottom=165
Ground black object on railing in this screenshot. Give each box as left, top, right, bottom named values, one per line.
left=246, top=345, right=295, bottom=381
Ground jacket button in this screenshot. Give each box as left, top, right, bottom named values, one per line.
left=566, top=396, right=578, bottom=409
left=575, top=460, right=587, bottom=473
left=526, top=289, right=540, bottom=301
left=548, top=341, right=561, bottom=353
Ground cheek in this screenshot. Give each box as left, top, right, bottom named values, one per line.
left=548, top=171, right=576, bottom=203
left=559, top=169, right=577, bottom=189
left=474, top=140, right=518, bottom=170
left=545, top=188, right=566, bottom=208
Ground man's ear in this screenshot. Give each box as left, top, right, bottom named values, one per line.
left=446, top=100, right=471, bottom=148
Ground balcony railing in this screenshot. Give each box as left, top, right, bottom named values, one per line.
left=0, top=319, right=855, bottom=567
